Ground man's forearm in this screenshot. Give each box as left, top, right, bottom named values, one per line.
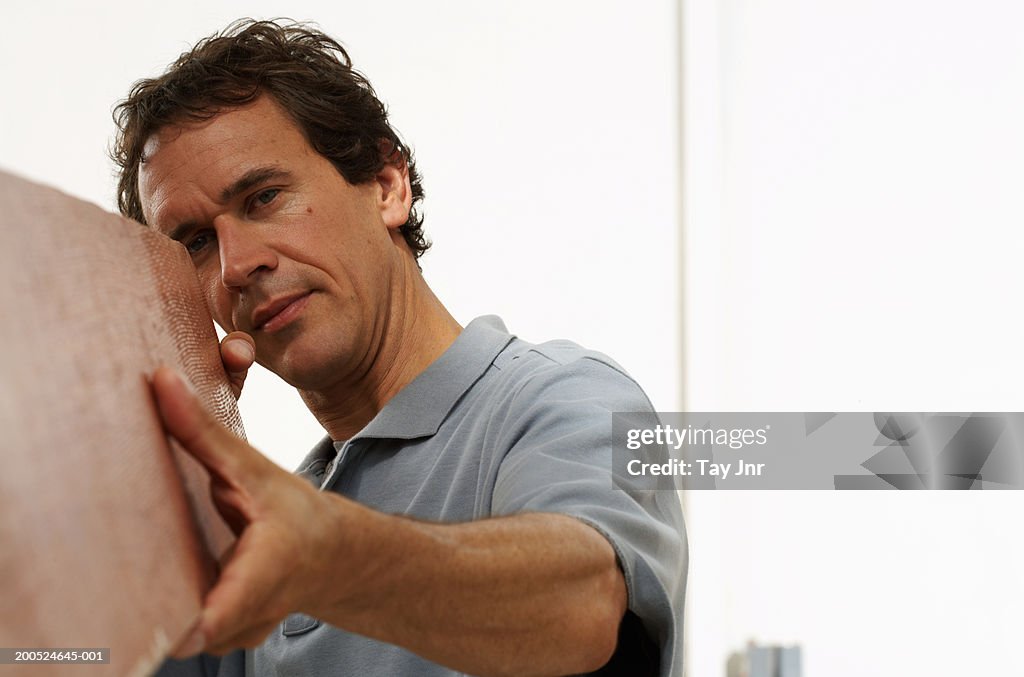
left=149, top=368, right=629, bottom=672
left=312, top=497, right=627, bottom=677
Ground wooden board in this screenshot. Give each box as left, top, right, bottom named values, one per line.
left=0, top=171, right=241, bottom=676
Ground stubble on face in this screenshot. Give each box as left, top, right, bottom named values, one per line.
left=136, top=96, right=404, bottom=392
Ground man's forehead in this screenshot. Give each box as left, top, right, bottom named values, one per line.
left=138, top=100, right=302, bottom=224
left=140, top=110, right=244, bottom=165
left=141, top=98, right=291, bottom=161
left=136, top=125, right=199, bottom=228
left=140, top=125, right=186, bottom=165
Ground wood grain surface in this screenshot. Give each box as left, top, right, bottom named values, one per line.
left=0, top=171, right=243, bottom=676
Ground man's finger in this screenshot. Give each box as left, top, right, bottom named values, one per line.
left=172, top=615, right=276, bottom=657
left=152, top=366, right=249, bottom=479
left=204, top=620, right=279, bottom=656
left=220, top=332, right=255, bottom=399
left=197, top=531, right=283, bottom=651
left=170, top=624, right=206, bottom=659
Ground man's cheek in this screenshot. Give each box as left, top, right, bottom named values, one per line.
left=201, top=280, right=234, bottom=332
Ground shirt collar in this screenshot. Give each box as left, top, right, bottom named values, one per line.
left=352, top=314, right=514, bottom=441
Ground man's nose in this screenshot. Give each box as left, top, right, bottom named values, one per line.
left=216, top=215, right=278, bottom=290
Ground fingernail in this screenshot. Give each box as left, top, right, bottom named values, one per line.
left=236, top=341, right=255, bottom=362
left=164, top=367, right=197, bottom=395
left=178, top=626, right=205, bottom=657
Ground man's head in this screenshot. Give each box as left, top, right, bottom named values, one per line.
left=115, top=20, right=434, bottom=390
left=112, top=19, right=428, bottom=259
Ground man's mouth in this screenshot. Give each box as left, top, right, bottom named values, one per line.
left=251, top=291, right=313, bottom=333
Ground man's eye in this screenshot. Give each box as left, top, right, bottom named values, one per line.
left=186, top=232, right=214, bottom=255
left=254, top=189, right=280, bottom=207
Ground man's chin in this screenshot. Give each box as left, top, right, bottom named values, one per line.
left=263, top=348, right=343, bottom=392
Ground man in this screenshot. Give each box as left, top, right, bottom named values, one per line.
left=115, top=19, right=686, bottom=676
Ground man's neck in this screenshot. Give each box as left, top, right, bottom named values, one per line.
left=298, top=258, right=462, bottom=442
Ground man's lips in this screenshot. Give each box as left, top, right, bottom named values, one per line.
left=250, top=292, right=313, bottom=332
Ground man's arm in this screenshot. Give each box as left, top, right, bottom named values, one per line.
left=153, top=367, right=626, bottom=677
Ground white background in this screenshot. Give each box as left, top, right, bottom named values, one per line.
left=683, top=1, right=1024, bottom=676
left=0, top=0, right=680, bottom=465
left=3, top=1, right=1023, bottom=675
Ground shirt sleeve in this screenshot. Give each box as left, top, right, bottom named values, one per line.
left=490, top=354, right=687, bottom=677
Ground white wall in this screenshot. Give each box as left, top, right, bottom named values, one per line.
left=683, top=1, right=1024, bottom=675
left=15, top=2, right=1020, bottom=674
left=0, top=1, right=680, bottom=468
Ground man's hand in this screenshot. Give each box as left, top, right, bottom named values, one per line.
left=151, top=366, right=625, bottom=675
left=219, top=332, right=255, bottom=399
left=151, top=366, right=346, bottom=657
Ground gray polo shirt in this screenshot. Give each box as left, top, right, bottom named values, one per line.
left=160, top=316, right=686, bottom=677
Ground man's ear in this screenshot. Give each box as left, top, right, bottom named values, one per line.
left=376, top=142, right=412, bottom=230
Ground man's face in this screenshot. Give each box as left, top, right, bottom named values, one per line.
left=138, top=95, right=410, bottom=389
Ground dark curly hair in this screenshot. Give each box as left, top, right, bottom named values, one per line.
left=111, top=18, right=430, bottom=259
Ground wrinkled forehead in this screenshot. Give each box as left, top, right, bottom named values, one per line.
left=140, top=97, right=305, bottom=172
left=136, top=123, right=205, bottom=225
left=136, top=99, right=312, bottom=227
left=140, top=123, right=187, bottom=166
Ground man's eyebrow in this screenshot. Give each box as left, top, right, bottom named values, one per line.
left=163, top=166, right=293, bottom=242
left=220, top=166, right=292, bottom=203
left=167, top=221, right=197, bottom=243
